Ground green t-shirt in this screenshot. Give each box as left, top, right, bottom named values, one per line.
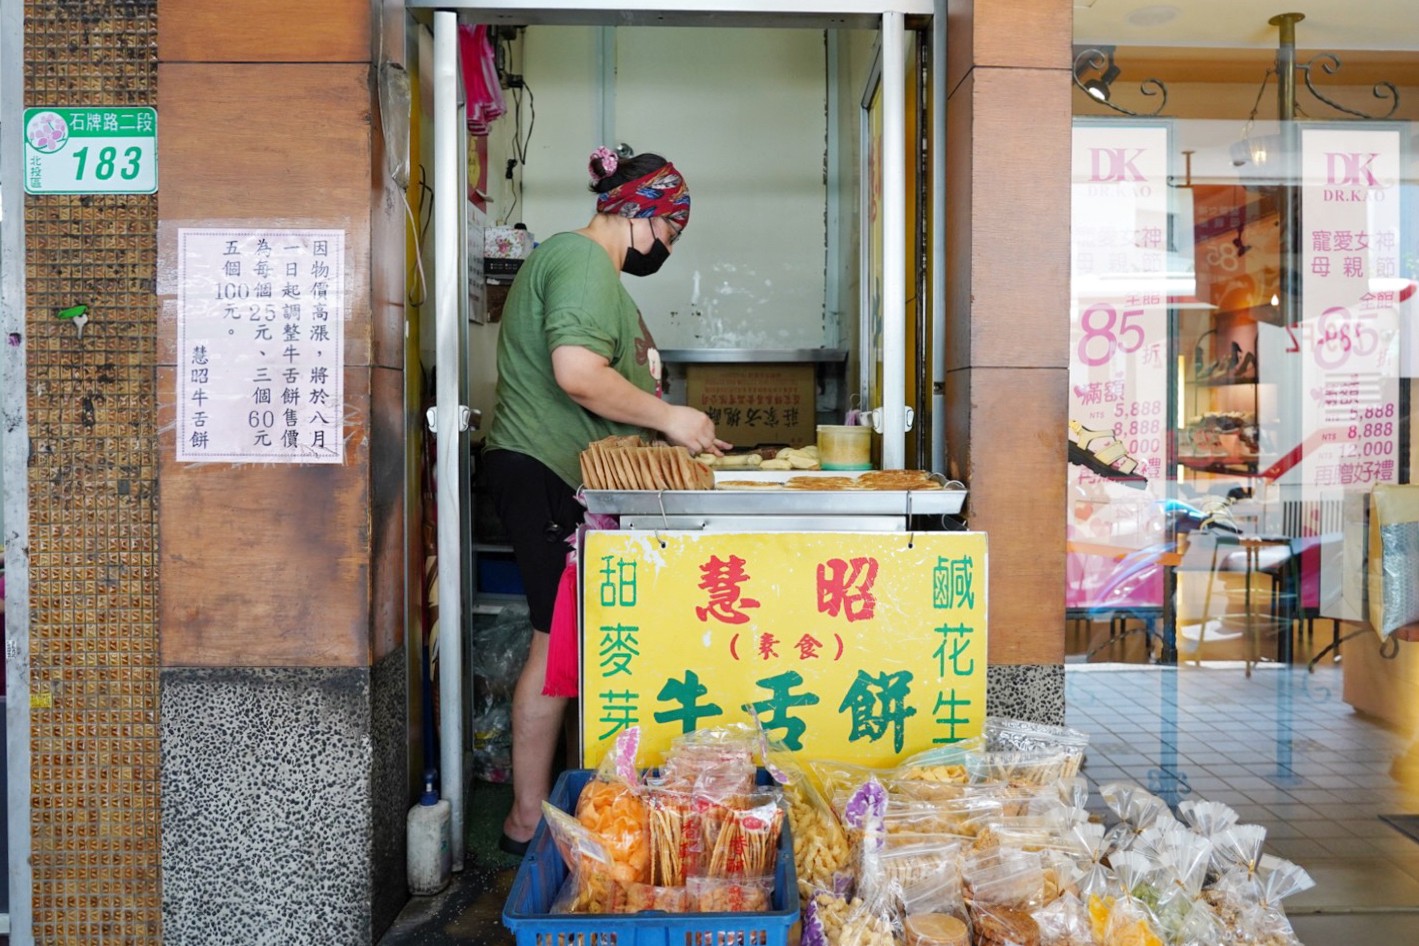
left=486, top=231, right=661, bottom=487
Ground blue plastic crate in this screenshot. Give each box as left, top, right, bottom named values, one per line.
left=503, top=768, right=800, bottom=946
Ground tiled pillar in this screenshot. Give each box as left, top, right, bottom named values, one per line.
left=154, top=2, right=410, bottom=942
left=945, top=0, right=1072, bottom=721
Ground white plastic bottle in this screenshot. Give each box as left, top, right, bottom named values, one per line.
left=407, top=781, right=452, bottom=895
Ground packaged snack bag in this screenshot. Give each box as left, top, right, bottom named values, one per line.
left=688, top=875, right=774, bottom=913
left=1233, top=860, right=1313, bottom=946
left=1100, top=783, right=1175, bottom=854
left=698, top=789, right=784, bottom=880
left=981, top=717, right=1091, bottom=780
left=542, top=802, right=629, bottom=914
left=644, top=784, right=698, bottom=886
left=1102, top=851, right=1165, bottom=946
left=842, top=777, right=889, bottom=899
left=781, top=766, right=854, bottom=900
left=1031, top=891, right=1093, bottom=946
left=575, top=728, right=650, bottom=886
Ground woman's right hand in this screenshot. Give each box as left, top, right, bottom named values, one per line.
left=662, top=405, right=733, bottom=457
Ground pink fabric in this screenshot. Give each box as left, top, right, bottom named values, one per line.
left=459, top=24, right=506, bottom=136
left=541, top=507, right=618, bottom=698
left=542, top=561, right=579, bottom=697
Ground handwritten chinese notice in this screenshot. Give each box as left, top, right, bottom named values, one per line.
left=177, top=228, right=345, bottom=464
left=580, top=530, right=989, bottom=768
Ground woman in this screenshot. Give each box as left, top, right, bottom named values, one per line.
left=483, top=147, right=730, bottom=854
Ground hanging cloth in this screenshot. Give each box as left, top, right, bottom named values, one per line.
left=459, top=24, right=506, bottom=136
left=543, top=507, right=619, bottom=698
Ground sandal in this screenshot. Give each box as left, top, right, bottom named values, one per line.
left=1068, top=420, right=1148, bottom=489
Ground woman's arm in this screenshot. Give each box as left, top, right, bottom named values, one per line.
left=552, top=345, right=731, bottom=454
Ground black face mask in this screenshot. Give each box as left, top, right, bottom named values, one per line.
left=622, top=219, right=670, bottom=277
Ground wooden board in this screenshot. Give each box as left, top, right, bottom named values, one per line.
left=159, top=0, right=370, bottom=63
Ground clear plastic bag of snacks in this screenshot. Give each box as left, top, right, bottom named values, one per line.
left=661, top=725, right=758, bottom=794
left=778, top=761, right=854, bottom=900
left=623, top=882, right=692, bottom=914
left=812, top=761, right=894, bottom=813
left=575, top=728, right=651, bottom=885
left=643, top=784, right=699, bottom=886
left=688, top=875, right=774, bottom=913
left=883, top=795, right=1004, bottom=840
left=1031, top=891, right=1093, bottom=946
left=802, top=887, right=851, bottom=946
left=902, top=912, right=971, bottom=946
left=1136, top=826, right=1223, bottom=946
left=1100, top=783, right=1176, bottom=854
left=1177, top=800, right=1238, bottom=839
left=969, top=900, right=1043, bottom=946
left=982, top=717, right=1090, bottom=779
left=864, top=839, right=962, bottom=910
left=1100, top=852, right=1166, bottom=946
left=696, top=788, right=784, bottom=881
left=843, top=778, right=889, bottom=899
left=963, top=747, right=1079, bottom=786
left=542, top=801, right=629, bottom=914
left=963, top=847, right=1046, bottom=910
left=839, top=879, right=906, bottom=946
left=1233, top=859, right=1313, bottom=946
left=973, top=812, right=1086, bottom=855
left=899, top=845, right=967, bottom=920
left=1207, top=824, right=1267, bottom=892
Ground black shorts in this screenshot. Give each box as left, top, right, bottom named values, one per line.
left=482, top=449, right=585, bottom=632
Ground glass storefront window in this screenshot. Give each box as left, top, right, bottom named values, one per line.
left=1066, top=12, right=1419, bottom=668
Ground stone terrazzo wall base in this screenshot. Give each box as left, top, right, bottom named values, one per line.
left=370, top=648, right=411, bottom=940
left=162, top=666, right=406, bottom=945
left=986, top=664, right=1066, bottom=725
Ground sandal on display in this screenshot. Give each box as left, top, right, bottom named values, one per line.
left=1068, top=420, right=1149, bottom=489
left=1233, top=348, right=1257, bottom=382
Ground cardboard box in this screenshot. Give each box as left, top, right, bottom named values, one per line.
left=684, top=363, right=816, bottom=448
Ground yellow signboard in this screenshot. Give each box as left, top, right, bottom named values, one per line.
left=580, top=530, right=988, bottom=769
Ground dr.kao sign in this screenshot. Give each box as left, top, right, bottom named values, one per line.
left=580, top=530, right=989, bottom=768
left=24, top=107, right=158, bottom=195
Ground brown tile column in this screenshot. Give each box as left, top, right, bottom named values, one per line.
left=945, top=0, right=1071, bottom=719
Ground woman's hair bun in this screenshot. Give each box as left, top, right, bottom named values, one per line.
left=588, top=146, right=620, bottom=188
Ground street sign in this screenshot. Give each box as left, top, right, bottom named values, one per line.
left=23, top=106, right=158, bottom=195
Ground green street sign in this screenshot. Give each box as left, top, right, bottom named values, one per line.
left=23, top=106, right=157, bottom=195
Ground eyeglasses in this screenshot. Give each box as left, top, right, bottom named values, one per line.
left=662, top=218, right=683, bottom=247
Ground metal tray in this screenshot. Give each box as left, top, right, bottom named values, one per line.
left=584, top=472, right=966, bottom=517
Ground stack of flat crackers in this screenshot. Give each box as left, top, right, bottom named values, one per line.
left=580, top=435, right=715, bottom=491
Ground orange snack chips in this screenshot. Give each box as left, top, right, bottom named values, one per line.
left=576, top=776, right=652, bottom=885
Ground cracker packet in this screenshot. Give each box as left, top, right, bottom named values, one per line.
left=842, top=778, right=889, bottom=890
left=1177, top=800, right=1239, bottom=840
left=962, top=846, right=1046, bottom=911
left=1102, top=851, right=1166, bottom=946
left=1031, top=891, right=1093, bottom=946
left=1100, top=782, right=1175, bottom=854
left=542, top=801, right=628, bottom=914
left=840, top=878, right=906, bottom=946
left=1233, top=860, right=1313, bottom=946
left=781, top=763, right=854, bottom=899
left=981, top=717, right=1091, bottom=780
left=1136, top=824, right=1223, bottom=946
left=575, top=728, right=650, bottom=886
left=688, top=875, right=774, bottom=913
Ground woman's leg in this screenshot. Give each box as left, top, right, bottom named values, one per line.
left=504, top=630, right=568, bottom=842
